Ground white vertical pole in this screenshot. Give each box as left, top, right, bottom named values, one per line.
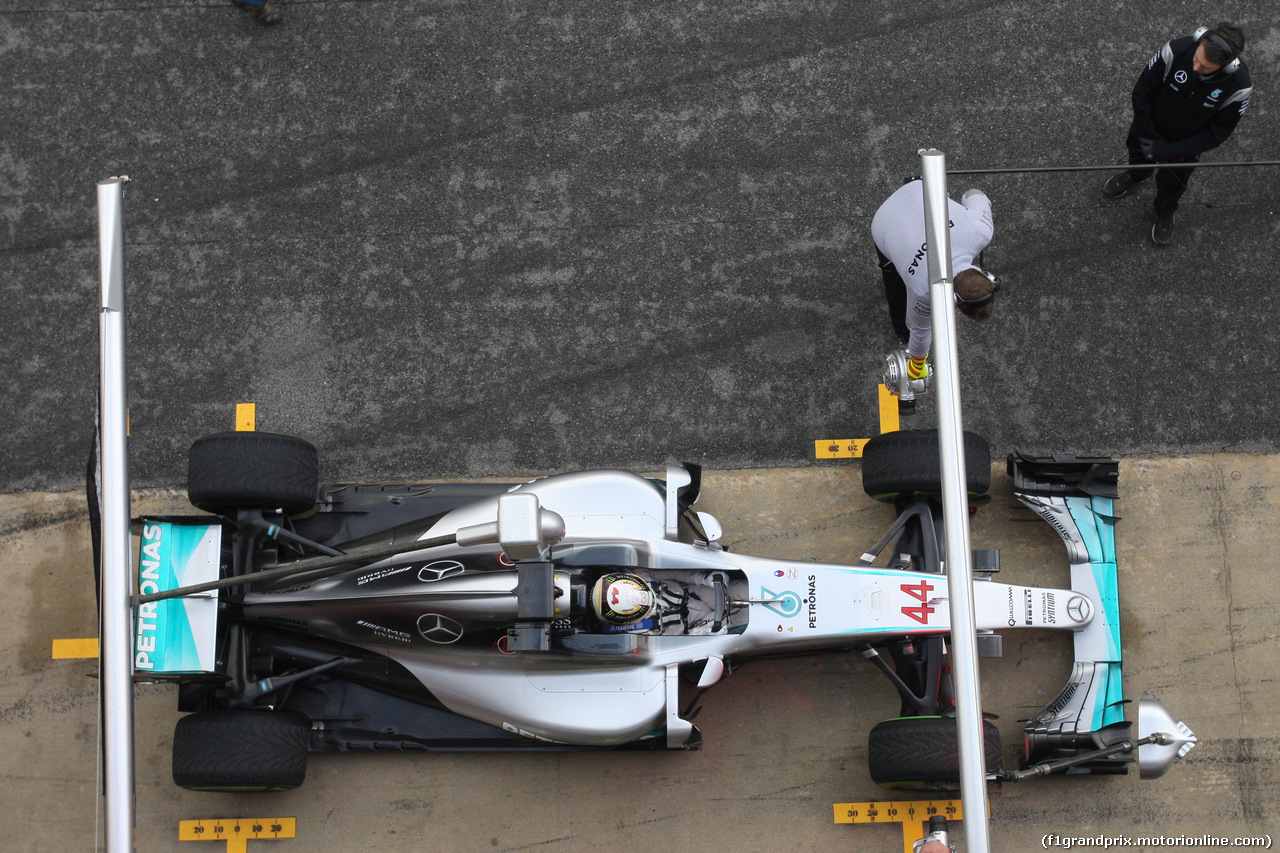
left=97, top=176, right=135, bottom=853
left=919, top=150, right=991, bottom=853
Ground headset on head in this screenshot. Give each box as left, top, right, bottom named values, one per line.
left=1193, top=26, right=1241, bottom=74
left=954, top=268, right=998, bottom=310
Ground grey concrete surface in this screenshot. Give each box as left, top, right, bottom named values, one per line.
left=2, top=457, right=1278, bottom=851
left=2, top=1, right=1279, bottom=492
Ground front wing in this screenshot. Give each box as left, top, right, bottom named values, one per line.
left=1010, top=452, right=1132, bottom=771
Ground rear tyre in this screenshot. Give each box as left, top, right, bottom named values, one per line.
left=861, top=429, right=991, bottom=501
left=867, top=715, right=1002, bottom=790
left=172, top=711, right=310, bottom=792
left=188, top=431, right=319, bottom=515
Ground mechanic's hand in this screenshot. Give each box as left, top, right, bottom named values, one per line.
left=907, top=355, right=929, bottom=382
left=1139, top=138, right=1156, bottom=161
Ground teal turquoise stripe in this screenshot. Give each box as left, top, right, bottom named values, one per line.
left=144, top=522, right=209, bottom=670
left=1066, top=495, right=1103, bottom=560
left=1065, top=495, right=1125, bottom=727
left=170, top=525, right=207, bottom=668
left=1093, top=562, right=1121, bottom=661
left=1092, top=496, right=1116, bottom=563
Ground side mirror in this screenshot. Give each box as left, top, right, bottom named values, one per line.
left=695, top=511, right=723, bottom=544
left=696, top=656, right=725, bottom=688
left=1137, top=699, right=1197, bottom=779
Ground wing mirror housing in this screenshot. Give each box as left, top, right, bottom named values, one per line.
left=696, top=656, right=725, bottom=688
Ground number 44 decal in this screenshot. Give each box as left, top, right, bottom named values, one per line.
left=900, top=580, right=935, bottom=624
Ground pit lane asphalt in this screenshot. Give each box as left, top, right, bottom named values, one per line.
left=1, top=0, right=1279, bottom=849
left=1, top=1, right=1278, bottom=490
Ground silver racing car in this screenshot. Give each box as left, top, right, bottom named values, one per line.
left=126, top=428, right=1195, bottom=791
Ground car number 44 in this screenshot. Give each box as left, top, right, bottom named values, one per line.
left=900, top=580, right=935, bottom=625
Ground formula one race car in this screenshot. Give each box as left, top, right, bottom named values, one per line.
left=127, top=428, right=1195, bottom=791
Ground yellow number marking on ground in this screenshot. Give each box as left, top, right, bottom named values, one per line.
left=833, top=798, right=982, bottom=853
left=179, top=817, right=296, bottom=852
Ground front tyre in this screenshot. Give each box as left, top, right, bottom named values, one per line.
left=867, top=716, right=1001, bottom=790
left=860, top=429, right=991, bottom=502
left=172, top=711, right=310, bottom=792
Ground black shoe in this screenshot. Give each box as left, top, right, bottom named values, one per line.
left=1152, top=216, right=1174, bottom=246
left=1103, top=172, right=1134, bottom=199
left=233, top=0, right=281, bottom=23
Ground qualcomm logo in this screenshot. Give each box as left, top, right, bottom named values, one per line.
left=760, top=586, right=802, bottom=618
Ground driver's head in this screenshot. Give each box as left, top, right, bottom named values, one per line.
left=591, top=573, right=657, bottom=626
left=954, top=268, right=996, bottom=322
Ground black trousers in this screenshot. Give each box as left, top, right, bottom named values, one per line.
left=1124, top=126, right=1198, bottom=219
left=876, top=248, right=910, bottom=345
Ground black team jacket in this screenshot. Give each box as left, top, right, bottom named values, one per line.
left=1131, top=34, right=1253, bottom=161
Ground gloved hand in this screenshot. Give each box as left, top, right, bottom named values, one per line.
left=907, top=355, right=929, bottom=381
left=1140, top=137, right=1174, bottom=161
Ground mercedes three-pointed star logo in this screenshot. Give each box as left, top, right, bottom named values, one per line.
left=417, top=613, right=464, bottom=644
left=418, top=560, right=465, bottom=582
left=1066, top=595, right=1094, bottom=623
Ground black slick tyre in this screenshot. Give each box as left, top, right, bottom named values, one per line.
left=187, top=431, right=319, bottom=515
left=861, top=429, right=991, bottom=502
left=172, top=711, right=310, bottom=792
left=867, top=715, right=1002, bottom=790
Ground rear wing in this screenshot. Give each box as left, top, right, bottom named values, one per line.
left=134, top=520, right=221, bottom=676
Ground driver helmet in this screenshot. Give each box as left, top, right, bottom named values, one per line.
left=591, top=572, right=657, bottom=626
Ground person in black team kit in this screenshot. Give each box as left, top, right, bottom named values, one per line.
left=1102, top=23, right=1252, bottom=245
